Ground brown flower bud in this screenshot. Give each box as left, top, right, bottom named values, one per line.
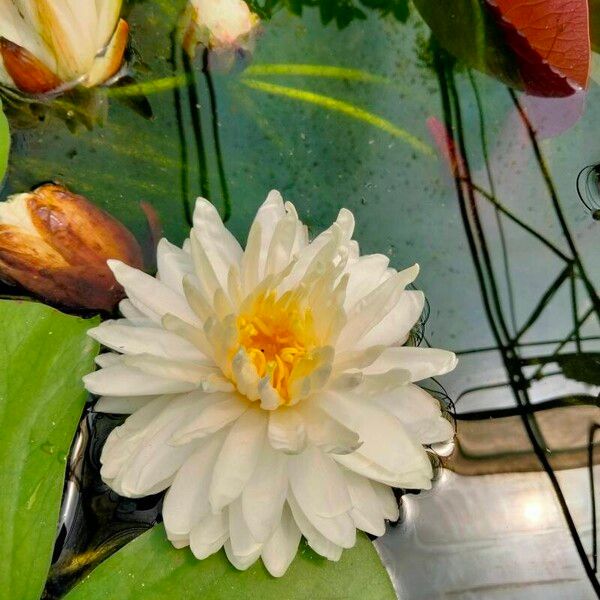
left=0, top=184, right=144, bottom=311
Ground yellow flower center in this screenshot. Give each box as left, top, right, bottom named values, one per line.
left=236, top=292, right=317, bottom=403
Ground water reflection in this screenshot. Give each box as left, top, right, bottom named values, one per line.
left=44, top=412, right=162, bottom=599
left=577, top=164, right=600, bottom=220
left=377, top=468, right=600, bottom=599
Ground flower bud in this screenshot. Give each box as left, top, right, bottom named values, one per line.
left=0, top=184, right=143, bottom=311
left=0, top=0, right=128, bottom=95
left=182, top=0, right=259, bottom=68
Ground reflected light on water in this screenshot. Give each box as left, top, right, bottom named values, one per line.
left=522, top=498, right=544, bottom=526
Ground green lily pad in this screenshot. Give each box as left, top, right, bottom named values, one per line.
left=0, top=300, right=99, bottom=600
left=65, top=525, right=396, bottom=600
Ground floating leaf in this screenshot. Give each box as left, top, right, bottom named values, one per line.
left=0, top=300, right=99, bottom=600
left=412, top=0, right=519, bottom=87
left=414, top=0, right=591, bottom=97
left=65, top=525, right=396, bottom=600
left=486, top=0, right=591, bottom=96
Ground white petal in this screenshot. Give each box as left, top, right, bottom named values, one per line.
left=102, top=394, right=202, bottom=497
left=242, top=439, right=288, bottom=542
left=171, top=394, right=249, bottom=445
left=241, top=190, right=286, bottom=291
left=365, top=347, right=458, bottom=382
left=288, top=346, right=335, bottom=403
left=161, top=313, right=213, bottom=359
left=319, top=391, right=432, bottom=477
left=343, top=254, right=390, bottom=311
left=265, top=210, right=299, bottom=275
left=229, top=498, right=262, bottom=557
left=287, top=493, right=343, bottom=561
left=332, top=345, right=385, bottom=373
left=335, top=452, right=432, bottom=489
left=190, top=511, right=228, bottom=559
left=301, top=403, right=361, bottom=455
left=343, top=469, right=386, bottom=536
left=89, top=320, right=205, bottom=362
left=122, top=354, right=220, bottom=385
left=337, top=266, right=419, bottom=350
left=231, top=349, right=260, bottom=401
left=374, top=383, right=454, bottom=444
left=163, top=433, right=225, bottom=538
left=288, top=445, right=352, bottom=519
left=94, top=352, right=122, bottom=368
left=94, top=395, right=156, bottom=414
left=298, top=497, right=355, bottom=548
left=192, top=198, right=243, bottom=291
left=258, top=377, right=283, bottom=410
left=370, top=480, right=400, bottom=521
left=349, top=368, right=412, bottom=396
left=209, top=408, right=268, bottom=510
left=354, top=290, right=424, bottom=350
left=278, top=218, right=346, bottom=293
left=156, top=238, right=194, bottom=295
left=118, top=299, right=148, bottom=321
left=224, top=539, right=262, bottom=571
left=84, top=364, right=197, bottom=396
left=189, top=234, right=227, bottom=303
left=268, top=408, right=307, bottom=454
left=261, top=504, right=301, bottom=577
left=108, top=260, right=198, bottom=325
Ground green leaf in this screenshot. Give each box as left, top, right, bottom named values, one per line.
left=0, top=300, right=99, bottom=600
left=65, top=525, right=396, bottom=600
left=0, top=98, right=10, bottom=182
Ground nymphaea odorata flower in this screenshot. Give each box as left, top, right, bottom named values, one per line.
left=182, top=0, right=259, bottom=65
left=0, top=184, right=143, bottom=310
left=0, top=0, right=128, bottom=94
left=84, top=191, right=457, bottom=576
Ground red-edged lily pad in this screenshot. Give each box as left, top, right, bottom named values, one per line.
left=487, top=0, right=591, bottom=96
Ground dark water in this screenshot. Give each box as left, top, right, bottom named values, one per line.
left=1, top=0, right=599, bottom=598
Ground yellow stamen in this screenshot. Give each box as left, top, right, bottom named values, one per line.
left=235, top=291, right=317, bottom=404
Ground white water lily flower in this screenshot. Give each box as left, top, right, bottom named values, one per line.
left=84, top=191, right=457, bottom=576
left=0, top=0, right=128, bottom=94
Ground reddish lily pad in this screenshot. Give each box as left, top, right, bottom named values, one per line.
left=414, top=0, right=591, bottom=97
left=486, top=0, right=591, bottom=96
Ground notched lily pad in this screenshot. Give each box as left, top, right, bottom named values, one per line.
left=64, top=525, right=396, bottom=600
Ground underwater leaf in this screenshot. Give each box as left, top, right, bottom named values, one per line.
left=0, top=300, right=99, bottom=600
left=64, top=525, right=396, bottom=600
left=0, top=99, right=9, bottom=182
